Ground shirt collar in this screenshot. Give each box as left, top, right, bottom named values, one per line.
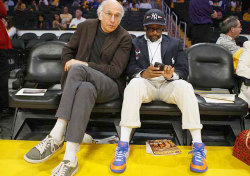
left=220, top=33, right=234, bottom=41
left=144, top=34, right=162, bottom=44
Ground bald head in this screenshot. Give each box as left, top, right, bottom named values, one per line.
left=97, top=0, right=124, bottom=33
left=97, top=0, right=124, bottom=18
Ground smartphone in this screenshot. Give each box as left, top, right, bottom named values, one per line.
left=154, top=62, right=164, bottom=71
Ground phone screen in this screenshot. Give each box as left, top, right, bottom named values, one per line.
left=154, top=62, right=164, bottom=71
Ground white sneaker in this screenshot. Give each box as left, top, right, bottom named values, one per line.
left=51, top=159, right=79, bottom=176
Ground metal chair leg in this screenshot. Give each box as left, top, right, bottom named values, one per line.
left=10, top=108, right=19, bottom=139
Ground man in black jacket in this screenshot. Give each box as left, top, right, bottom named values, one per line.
left=110, top=9, right=207, bottom=174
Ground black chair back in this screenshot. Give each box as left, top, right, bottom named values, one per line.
left=187, top=43, right=234, bottom=89
left=59, top=33, right=73, bottom=42
left=235, top=36, right=248, bottom=47
left=25, top=41, right=66, bottom=84
left=26, top=39, right=45, bottom=50
left=130, top=34, right=136, bottom=39
left=11, top=39, right=25, bottom=50
left=20, top=33, right=38, bottom=45
left=40, top=33, right=57, bottom=41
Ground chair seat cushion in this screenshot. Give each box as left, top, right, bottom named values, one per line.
left=196, top=94, right=248, bottom=115
left=139, top=94, right=248, bottom=116
left=9, top=90, right=62, bottom=109
left=9, top=91, right=248, bottom=116
left=141, top=101, right=181, bottom=115
left=93, top=99, right=122, bottom=113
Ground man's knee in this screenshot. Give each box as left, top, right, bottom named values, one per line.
left=78, top=82, right=96, bottom=94
left=173, top=80, right=194, bottom=93
left=77, top=82, right=97, bottom=100
left=125, top=78, right=145, bottom=91
left=68, top=64, right=88, bottom=75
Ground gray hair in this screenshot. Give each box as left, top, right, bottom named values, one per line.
left=220, top=16, right=239, bottom=34
left=97, top=0, right=125, bottom=18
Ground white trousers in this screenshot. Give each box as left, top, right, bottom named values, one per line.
left=120, top=78, right=203, bottom=130
left=239, top=84, right=250, bottom=107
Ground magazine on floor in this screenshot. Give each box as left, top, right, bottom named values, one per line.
left=15, top=88, right=47, bottom=96
left=146, top=139, right=181, bottom=155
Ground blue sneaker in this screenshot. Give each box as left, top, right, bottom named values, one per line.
left=189, top=142, right=208, bottom=173
left=110, top=141, right=129, bottom=173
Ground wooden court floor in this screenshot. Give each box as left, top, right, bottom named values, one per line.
left=0, top=140, right=249, bottom=176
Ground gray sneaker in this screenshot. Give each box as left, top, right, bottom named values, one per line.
left=24, top=135, right=64, bottom=163
left=51, top=160, right=79, bottom=176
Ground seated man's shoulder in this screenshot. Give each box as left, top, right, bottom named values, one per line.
left=76, top=19, right=97, bottom=29
left=79, top=19, right=96, bottom=25
left=131, top=35, right=146, bottom=47
left=216, top=36, right=224, bottom=44
left=117, top=26, right=132, bottom=38
left=133, top=35, right=143, bottom=41
left=163, top=34, right=180, bottom=43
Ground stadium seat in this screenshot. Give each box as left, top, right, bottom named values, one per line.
left=186, top=43, right=248, bottom=144
left=20, top=33, right=38, bottom=46
left=40, top=33, right=58, bottom=41
left=11, top=39, right=25, bottom=50
left=25, top=39, right=45, bottom=50
left=8, top=40, right=124, bottom=140
left=9, top=41, right=66, bottom=139
left=59, top=33, right=73, bottom=42
left=130, top=34, right=136, bottom=39
left=8, top=39, right=26, bottom=71
left=235, top=36, right=249, bottom=47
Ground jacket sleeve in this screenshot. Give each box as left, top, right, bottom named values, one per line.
left=126, top=44, right=145, bottom=78
left=88, top=34, right=132, bottom=79
left=0, top=0, right=7, bottom=18
left=173, top=40, right=189, bottom=80
left=61, top=23, right=83, bottom=66
left=204, top=0, right=214, bottom=14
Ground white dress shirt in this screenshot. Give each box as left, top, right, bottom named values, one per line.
left=69, top=17, right=86, bottom=28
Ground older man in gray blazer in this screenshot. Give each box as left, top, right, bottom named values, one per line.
left=24, top=0, right=132, bottom=175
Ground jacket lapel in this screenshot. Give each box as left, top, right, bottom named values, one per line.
left=137, top=37, right=150, bottom=64
left=87, top=19, right=99, bottom=58
left=161, top=35, right=169, bottom=61
left=100, top=26, right=120, bottom=55
left=100, top=34, right=115, bottom=55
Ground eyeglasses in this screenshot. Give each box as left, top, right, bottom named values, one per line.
left=146, top=27, right=163, bottom=33
left=103, top=11, right=121, bottom=21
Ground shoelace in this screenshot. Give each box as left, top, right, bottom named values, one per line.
left=114, top=147, right=127, bottom=162
left=52, top=161, right=70, bottom=176
left=188, top=147, right=206, bottom=163
left=36, top=136, right=57, bottom=155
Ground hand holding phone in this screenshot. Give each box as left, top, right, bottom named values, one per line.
left=163, top=65, right=175, bottom=80
left=141, top=64, right=164, bottom=79
left=154, top=62, right=165, bottom=71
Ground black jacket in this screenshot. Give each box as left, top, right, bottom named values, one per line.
left=126, top=34, right=188, bottom=80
